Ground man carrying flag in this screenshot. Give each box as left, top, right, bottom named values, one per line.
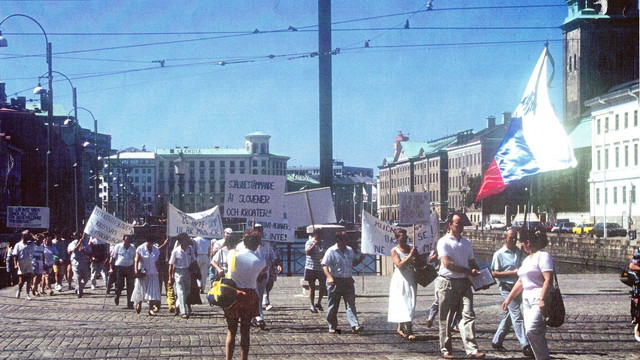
left=476, top=44, right=577, bottom=202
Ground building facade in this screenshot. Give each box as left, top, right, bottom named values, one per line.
left=586, top=80, right=639, bottom=228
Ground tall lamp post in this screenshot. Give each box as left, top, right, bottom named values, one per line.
left=0, top=14, right=53, bottom=208
left=73, top=163, right=78, bottom=232
left=67, top=107, right=99, bottom=207
left=174, top=152, right=187, bottom=211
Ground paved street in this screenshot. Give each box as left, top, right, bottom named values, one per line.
left=0, top=273, right=638, bottom=359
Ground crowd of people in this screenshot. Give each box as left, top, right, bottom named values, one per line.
left=9, top=212, right=639, bottom=360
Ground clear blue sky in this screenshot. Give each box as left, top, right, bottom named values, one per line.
left=1, top=1, right=566, bottom=173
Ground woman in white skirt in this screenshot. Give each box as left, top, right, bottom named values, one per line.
left=132, top=235, right=167, bottom=315
left=387, top=228, right=418, bottom=340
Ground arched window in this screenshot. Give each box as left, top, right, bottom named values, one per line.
left=252, top=143, right=258, bottom=154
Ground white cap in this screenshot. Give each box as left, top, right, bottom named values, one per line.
left=224, top=228, right=233, bottom=234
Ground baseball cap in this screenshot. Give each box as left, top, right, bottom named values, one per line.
left=224, top=228, right=233, bottom=234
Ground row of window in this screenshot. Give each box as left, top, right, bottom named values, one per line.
left=595, top=185, right=637, bottom=205
left=595, top=143, right=639, bottom=170
left=449, top=152, right=480, bottom=169
left=596, top=110, right=639, bottom=134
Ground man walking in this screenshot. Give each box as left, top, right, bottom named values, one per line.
left=322, top=230, right=365, bottom=334
left=67, top=232, right=91, bottom=298
left=436, top=211, right=484, bottom=359
left=110, top=234, right=136, bottom=309
left=491, top=228, right=533, bottom=358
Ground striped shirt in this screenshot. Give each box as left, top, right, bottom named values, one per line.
left=305, top=239, right=325, bottom=271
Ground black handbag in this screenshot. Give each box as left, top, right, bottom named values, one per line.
left=413, top=255, right=438, bottom=287
left=542, top=272, right=565, bottom=327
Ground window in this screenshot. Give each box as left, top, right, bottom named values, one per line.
left=625, top=145, right=629, bottom=166
left=635, top=110, right=638, bottom=126
left=189, top=161, right=194, bottom=168
left=240, top=161, right=245, bottom=167
left=596, top=189, right=600, bottom=204
left=613, top=187, right=617, bottom=204
left=625, top=112, right=629, bottom=128
left=230, top=160, right=235, bottom=167
left=605, top=188, right=608, bottom=204
left=605, top=148, right=609, bottom=169
left=261, top=160, right=266, bottom=167
left=597, top=119, right=601, bottom=134
left=209, top=161, right=215, bottom=167
left=633, top=185, right=637, bottom=204
left=623, top=186, right=627, bottom=204
left=220, top=160, right=225, bottom=167
left=635, top=144, right=638, bottom=165
left=615, top=147, right=619, bottom=167
left=597, top=150, right=601, bottom=170
left=615, top=114, right=619, bottom=130
left=134, top=168, right=139, bottom=174
left=159, top=161, right=164, bottom=168
left=209, top=181, right=216, bottom=193
left=605, top=117, right=609, bottom=132
left=209, top=171, right=215, bottom=180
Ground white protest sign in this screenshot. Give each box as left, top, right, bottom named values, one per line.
left=284, top=187, right=336, bottom=228
left=412, top=212, right=440, bottom=255
left=224, top=174, right=286, bottom=219
left=361, top=209, right=414, bottom=256
left=167, top=204, right=223, bottom=237
left=7, top=206, right=50, bottom=229
left=398, top=192, right=431, bottom=224
left=245, top=218, right=294, bottom=243
left=84, top=207, right=134, bottom=245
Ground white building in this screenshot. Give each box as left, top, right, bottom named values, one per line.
left=586, top=80, right=639, bottom=228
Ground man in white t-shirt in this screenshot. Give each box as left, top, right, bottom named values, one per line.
left=210, top=228, right=232, bottom=283
left=436, top=211, right=485, bottom=359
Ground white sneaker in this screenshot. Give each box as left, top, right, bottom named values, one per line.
left=91, top=285, right=96, bottom=291
left=25, top=293, right=31, bottom=300
left=265, top=304, right=273, bottom=311
left=54, top=284, right=62, bottom=291
left=15, top=290, right=20, bottom=298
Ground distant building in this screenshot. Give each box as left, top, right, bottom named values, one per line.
left=586, top=80, right=639, bottom=227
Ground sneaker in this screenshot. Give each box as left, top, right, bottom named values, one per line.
left=309, top=305, right=318, bottom=313
left=328, top=328, right=342, bottom=334
left=55, top=284, right=62, bottom=291
left=91, top=285, right=96, bottom=291
left=265, top=304, right=273, bottom=311
left=257, top=320, right=266, bottom=330
left=467, top=352, right=485, bottom=359
left=315, top=303, right=324, bottom=311
left=441, top=349, right=454, bottom=359
left=491, top=343, right=507, bottom=352
left=522, top=345, right=534, bottom=358
left=351, top=325, right=364, bottom=334
left=25, top=293, right=31, bottom=300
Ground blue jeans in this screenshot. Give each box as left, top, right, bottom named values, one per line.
left=493, top=287, right=529, bottom=347
left=326, top=277, right=359, bottom=329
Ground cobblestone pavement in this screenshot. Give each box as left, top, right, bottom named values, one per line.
left=0, top=273, right=638, bottom=359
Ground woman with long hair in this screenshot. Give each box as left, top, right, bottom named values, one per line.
left=387, top=228, right=418, bottom=340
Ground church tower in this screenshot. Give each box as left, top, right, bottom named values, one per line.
left=561, top=0, right=638, bottom=131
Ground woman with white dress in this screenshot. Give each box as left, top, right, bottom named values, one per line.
left=503, top=230, right=554, bottom=360
left=132, top=236, right=167, bottom=315
left=387, top=228, right=418, bottom=340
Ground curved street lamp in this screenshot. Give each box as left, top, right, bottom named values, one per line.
left=0, top=14, right=53, bottom=209
left=66, top=107, right=99, bottom=207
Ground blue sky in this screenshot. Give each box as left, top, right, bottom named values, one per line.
left=1, top=1, right=567, bottom=173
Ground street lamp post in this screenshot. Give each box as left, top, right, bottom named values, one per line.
left=73, top=163, right=78, bottom=232
left=70, top=107, right=99, bottom=208
left=0, top=14, right=52, bottom=209
left=174, top=152, right=187, bottom=211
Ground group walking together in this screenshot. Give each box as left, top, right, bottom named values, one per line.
left=13, top=210, right=638, bottom=360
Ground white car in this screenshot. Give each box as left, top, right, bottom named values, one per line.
left=484, top=219, right=506, bottom=230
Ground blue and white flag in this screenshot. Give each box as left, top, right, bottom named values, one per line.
left=476, top=45, right=577, bottom=201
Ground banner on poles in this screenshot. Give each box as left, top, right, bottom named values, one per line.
left=398, top=192, right=431, bottom=224
left=167, top=204, right=223, bottom=238
left=244, top=217, right=294, bottom=242
left=84, top=207, right=133, bottom=245
left=7, top=206, right=50, bottom=229
left=284, top=187, right=336, bottom=228
left=361, top=209, right=440, bottom=256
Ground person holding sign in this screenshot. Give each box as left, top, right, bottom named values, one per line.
left=305, top=228, right=327, bottom=313
left=322, top=230, right=365, bottom=334
left=490, top=229, right=532, bottom=357
left=387, top=228, right=419, bottom=340
left=67, top=232, right=92, bottom=298
left=436, top=211, right=485, bottom=359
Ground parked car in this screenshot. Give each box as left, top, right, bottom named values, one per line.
left=551, top=222, right=575, bottom=233
left=593, top=222, right=627, bottom=238
left=572, top=222, right=595, bottom=235
left=511, top=221, right=545, bottom=233
left=543, top=221, right=554, bottom=231
left=484, top=219, right=507, bottom=230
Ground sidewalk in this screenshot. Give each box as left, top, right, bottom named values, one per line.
left=0, top=273, right=637, bottom=359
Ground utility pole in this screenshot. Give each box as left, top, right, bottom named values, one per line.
left=318, top=0, right=333, bottom=188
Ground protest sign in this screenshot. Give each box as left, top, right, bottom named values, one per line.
left=361, top=209, right=412, bottom=256
left=7, top=206, right=50, bottom=229
left=284, top=187, right=336, bottom=228
left=167, top=204, right=223, bottom=237
left=398, top=192, right=431, bottom=224
left=84, top=207, right=134, bottom=245
left=412, top=212, right=440, bottom=254
left=226, top=174, right=292, bottom=242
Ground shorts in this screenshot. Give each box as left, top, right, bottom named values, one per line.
left=224, top=288, right=259, bottom=319
left=17, top=258, right=33, bottom=275
left=304, top=268, right=326, bottom=283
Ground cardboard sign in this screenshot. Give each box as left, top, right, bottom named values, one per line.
left=167, top=204, right=223, bottom=237
left=284, top=187, right=336, bottom=228
left=398, top=192, right=431, bottom=224
left=84, top=207, right=133, bottom=245
left=7, top=206, right=50, bottom=229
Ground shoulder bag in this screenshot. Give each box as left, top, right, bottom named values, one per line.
left=207, top=250, right=238, bottom=308
left=542, top=270, right=565, bottom=328
left=413, top=253, right=438, bottom=287
left=188, top=247, right=201, bottom=280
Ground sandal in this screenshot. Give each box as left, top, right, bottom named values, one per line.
left=397, top=329, right=408, bottom=338
left=181, top=314, right=189, bottom=319
left=407, top=334, right=417, bottom=341
left=135, top=303, right=142, bottom=314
